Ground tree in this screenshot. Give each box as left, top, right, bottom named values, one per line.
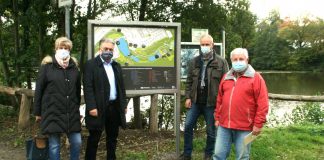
left=226, top=0, right=256, bottom=47
left=175, top=0, right=227, bottom=42
left=279, top=17, right=324, bottom=71
left=0, top=9, right=12, bottom=87
left=250, top=11, right=290, bottom=70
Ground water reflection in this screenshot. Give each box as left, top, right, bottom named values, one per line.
left=261, top=72, right=324, bottom=95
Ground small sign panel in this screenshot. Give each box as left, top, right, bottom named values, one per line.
left=59, top=0, right=72, bottom=7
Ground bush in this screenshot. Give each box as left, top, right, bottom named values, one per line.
left=291, top=102, right=324, bottom=125
left=0, top=105, right=17, bottom=121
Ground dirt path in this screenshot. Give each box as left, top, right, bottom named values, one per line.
left=0, top=142, right=25, bottom=160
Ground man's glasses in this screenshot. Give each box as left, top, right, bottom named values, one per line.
left=201, top=44, right=211, bottom=46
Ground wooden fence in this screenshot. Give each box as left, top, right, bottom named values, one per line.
left=1, top=85, right=324, bottom=130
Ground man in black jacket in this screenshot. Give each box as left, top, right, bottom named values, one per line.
left=180, top=34, right=229, bottom=160
left=83, top=38, right=127, bottom=160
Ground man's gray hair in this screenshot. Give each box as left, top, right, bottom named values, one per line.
left=230, top=48, right=249, bottom=59
left=200, top=34, right=214, bottom=43
left=99, top=38, right=115, bottom=46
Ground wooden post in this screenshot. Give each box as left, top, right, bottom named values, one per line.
left=18, top=94, right=31, bottom=130
left=149, top=94, right=158, bottom=133
left=133, top=97, right=143, bottom=129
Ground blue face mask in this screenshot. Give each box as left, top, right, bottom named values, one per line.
left=232, top=61, right=248, bottom=72
left=201, top=46, right=211, bottom=55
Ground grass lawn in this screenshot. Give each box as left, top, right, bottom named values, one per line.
left=237, top=125, right=323, bottom=160
left=115, top=124, right=324, bottom=160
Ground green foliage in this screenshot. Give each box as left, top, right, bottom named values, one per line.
left=158, top=95, right=175, bottom=130
left=0, top=105, right=17, bottom=121
left=291, top=102, right=324, bottom=125
left=226, top=0, right=256, bottom=48
left=251, top=12, right=324, bottom=71
left=250, top=12, right=291, bottom=70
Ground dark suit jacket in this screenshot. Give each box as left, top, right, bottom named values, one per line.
left=83, top=56, right=127, bottom=130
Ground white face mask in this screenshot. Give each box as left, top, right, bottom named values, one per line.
left=56, top=49, right=70, bottom=59
left=201, top=46, right=211, bottom=55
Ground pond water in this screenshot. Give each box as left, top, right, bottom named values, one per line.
left=261, top=72, right=324, bottom=95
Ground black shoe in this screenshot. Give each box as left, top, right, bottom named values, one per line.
left=179, top=153, right=191, bottom=160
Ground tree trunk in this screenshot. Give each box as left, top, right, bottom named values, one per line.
left=133, top=97, right=142, bottom=129
left=13, top=0, right=21, bottom=87
left=18, top=94, right=31, bottom=130
left=158, top=95, right=165, bottom=129
left=0, top=15, right=19, bottom=108
left=37, top=2, right=47, bottom=60
left=139, top=0, right=148, bottom=21
left=149, top=94, right=158, bottom=133
left=38, top=24, right=45, bottom=61
left=79, top=0, right=93, bottom=74
left=22, top=0, right=32, bottom=89
left=0, top=15, right=12, bottom=87
left=70, top=0, right=76, bottom=41
left=87, top=0, right=93, bottom=17
left=57, top=5, right=65, bottom=36
left=127, top=0, right=135, bottom=21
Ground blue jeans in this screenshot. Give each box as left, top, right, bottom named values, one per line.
left=48, top=132, right=82, bottom=160
left=183, top=103, right=216, bottom=156
left=213, top=126, right=251, bottom=160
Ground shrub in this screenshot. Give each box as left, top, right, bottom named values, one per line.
left=291, top=102, right=323, bottom=125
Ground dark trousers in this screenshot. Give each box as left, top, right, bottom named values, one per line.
left=85, top=102, right=120, bottom=160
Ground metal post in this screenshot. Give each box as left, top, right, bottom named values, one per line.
left=222, top=29, right=225, bottom=59
left=174, top=92, right=181, bottom=156
left=65, top=6, right=70, bottom=39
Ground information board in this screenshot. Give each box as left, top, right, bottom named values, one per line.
left=88, top=21, right=181, bottom=94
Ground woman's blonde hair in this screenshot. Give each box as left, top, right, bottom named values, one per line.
left=55, top=37, right=73, bottom=50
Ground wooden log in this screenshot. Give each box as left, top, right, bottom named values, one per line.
left=2, top=85, right=324, bottom=102
left=149, top=94, right=158, bottom=133
left=18, top=94, right=31, bottom=130
left=268, top=93, right=324, bottom=102
left=15, top=88, right=34, bottom=97
left=181, top=90, right=324, bottom=102
left=0, top=85, right=16, bottom=95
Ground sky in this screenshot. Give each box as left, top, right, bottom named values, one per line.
left=249, top=0, right=324, bottom=20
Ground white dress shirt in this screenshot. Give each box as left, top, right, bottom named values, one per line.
left=101, top=57, right=117, bottom=100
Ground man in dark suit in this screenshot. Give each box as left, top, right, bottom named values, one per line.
left=83, top=38, right=127, bottom=160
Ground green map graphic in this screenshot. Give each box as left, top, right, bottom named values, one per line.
left=95, top=28, right=175, bottom=67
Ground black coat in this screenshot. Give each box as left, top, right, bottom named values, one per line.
left=83, top=56, right=127, bottom=130
left=33, top=56, right=81, bottom=134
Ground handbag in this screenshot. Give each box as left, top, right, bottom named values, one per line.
left=26, top=123, right=49, bottom=160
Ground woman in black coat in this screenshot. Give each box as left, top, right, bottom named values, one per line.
left=33, top=37, right=82, bottom=160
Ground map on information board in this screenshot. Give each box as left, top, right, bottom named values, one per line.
left=94, top=27, right=175, bottom=67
